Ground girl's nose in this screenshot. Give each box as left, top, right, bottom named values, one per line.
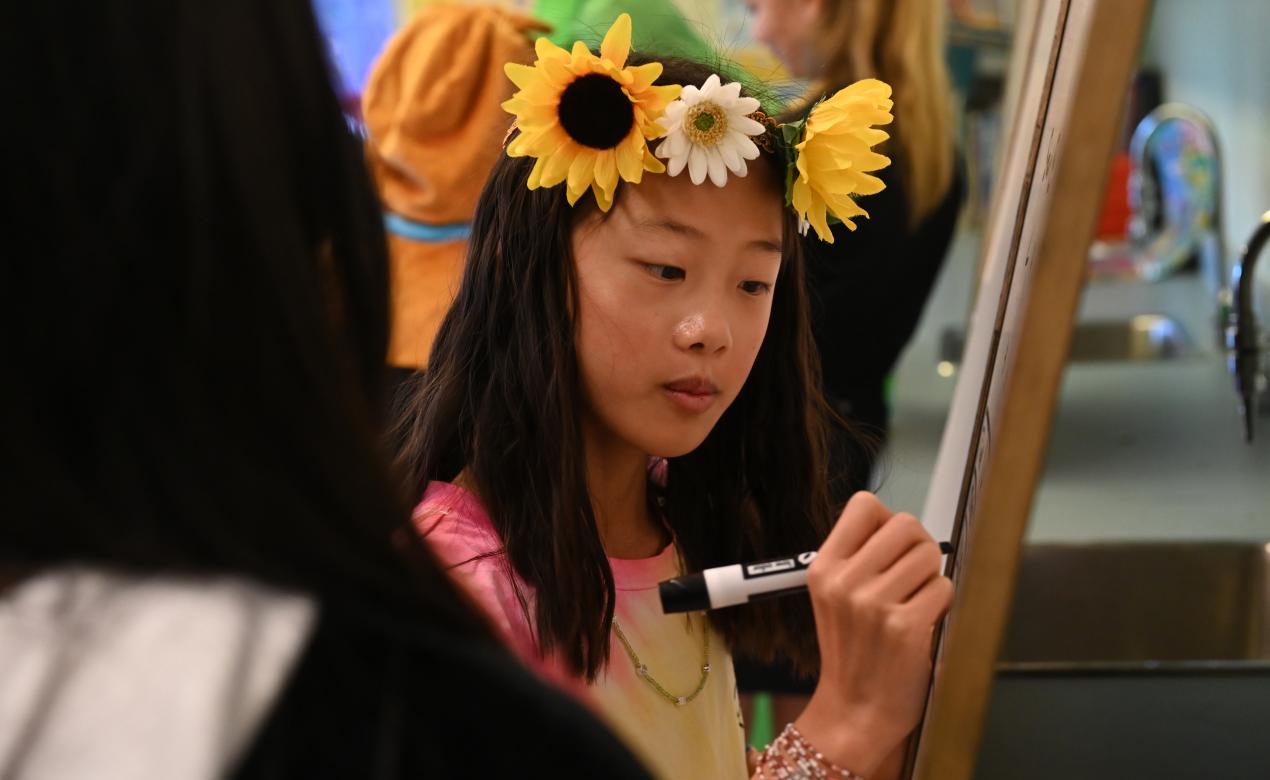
left=673, top=309, right=732, bottom=354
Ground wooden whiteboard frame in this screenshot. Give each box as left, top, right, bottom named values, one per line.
left=907, top=2, right=1153, bottom=778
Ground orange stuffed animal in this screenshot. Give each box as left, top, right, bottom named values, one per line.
left=363, top=6, right=546, bottom=370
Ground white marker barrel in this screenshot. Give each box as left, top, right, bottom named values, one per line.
left=659, top=551, right=817, bottom=613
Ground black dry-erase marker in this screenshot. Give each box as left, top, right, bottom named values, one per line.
left=659, top=541, right=955, bottom=614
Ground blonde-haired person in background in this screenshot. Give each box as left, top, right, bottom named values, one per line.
left=363, top=5, right=547, bottom=391
left=756, top=0, right=959, bottom=226
left=739, top=0, right=966, bottom=747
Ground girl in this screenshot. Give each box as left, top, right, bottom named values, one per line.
left=0, top=1, right=649, bottom=777
left=399, top=16, right=952, bottom=780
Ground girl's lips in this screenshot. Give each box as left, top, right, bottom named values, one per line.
left=663, top=388, right=718, bottom=413
left=662, top=377, right=719, bottom=414
left=664, top=377, right=719, bottom=395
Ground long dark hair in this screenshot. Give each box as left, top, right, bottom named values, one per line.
left=0, top=0, right=488, bottom=637
left=398, top=57, right=835, bottom=679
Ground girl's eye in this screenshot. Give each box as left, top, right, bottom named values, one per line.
left=644, top=263, right=686, bottom=282
left=739, top=280, right=773, bottom=296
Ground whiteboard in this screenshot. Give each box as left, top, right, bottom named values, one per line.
left=921, top=0, right=1067, bottom=545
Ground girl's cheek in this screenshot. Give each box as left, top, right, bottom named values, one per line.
left=579, top=296, right=651, bottom=374
left=735, top=313, right=773, bottom=371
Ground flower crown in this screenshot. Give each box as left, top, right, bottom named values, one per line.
left=502, top=13, right=893, bottom=244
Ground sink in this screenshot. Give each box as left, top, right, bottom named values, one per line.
left=977, top=543, right=1270, bottom=780
left=940, top=314, right=1192, bottom=367
left=1067, top=315, right=1192, bottom=362
left=999, top=542, right=1270, bottom=667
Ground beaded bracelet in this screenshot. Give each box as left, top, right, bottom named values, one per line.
left=754, top=723, right=863, bottom=780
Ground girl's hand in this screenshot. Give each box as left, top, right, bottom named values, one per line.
left=794, top=492, right=953, bottom=778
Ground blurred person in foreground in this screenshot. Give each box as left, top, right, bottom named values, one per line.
left=0, top=2, right=651, bottom=777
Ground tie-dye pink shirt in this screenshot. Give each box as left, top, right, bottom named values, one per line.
left=415, top=481, right=748, bottom=780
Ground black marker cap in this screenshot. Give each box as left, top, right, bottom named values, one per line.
left=659, top=573, right=709, bottom=614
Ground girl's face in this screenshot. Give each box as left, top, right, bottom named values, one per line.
left=571, top=171, right=784, bottom=460
left=746, top=0, right=823, bottom=78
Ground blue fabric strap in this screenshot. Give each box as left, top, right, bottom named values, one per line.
left=383, top=213, right=472, bottom=243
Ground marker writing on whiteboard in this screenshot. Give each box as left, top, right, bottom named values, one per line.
left=659, top=542, right=955, bottom=614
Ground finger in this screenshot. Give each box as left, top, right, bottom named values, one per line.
left=870, top=540, right=943, bottom=604
left=903, top=575, right=954, bottom=627
left=849, top=513, right=933, bottom=575
left=818, top=491, right=893, bottom=561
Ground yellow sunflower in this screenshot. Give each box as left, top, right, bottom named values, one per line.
left=501, top=13, right=682, bottom=211
left=790, top=79, right=894, bottom=243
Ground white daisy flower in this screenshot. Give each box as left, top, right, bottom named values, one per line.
left=655, top=74, right=767, bottom=187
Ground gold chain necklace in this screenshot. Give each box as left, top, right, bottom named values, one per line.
left=611, top=616, right=711, bottom=707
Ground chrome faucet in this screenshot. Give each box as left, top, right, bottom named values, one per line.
left=1229, top=213, right=1270, bottom=443
left=1127, top=103, right=1226, bottom=295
